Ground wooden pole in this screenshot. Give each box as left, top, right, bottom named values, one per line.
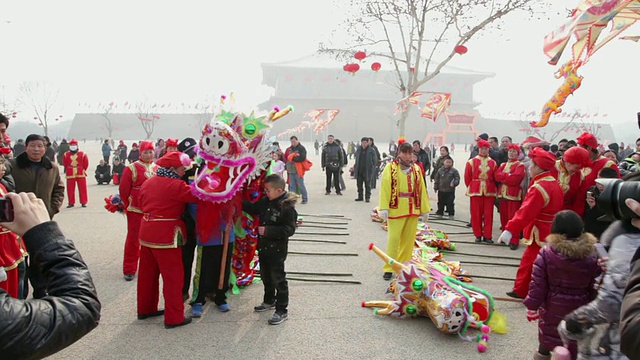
left=493, top=296, right=524, bottom=303
left=289, top=238, right=347, bottom=244
left=288, top=251, right=358, bottom=256
left=286, top=276, right=361, bottom=285
left=298, top=213, right=352, bottom=220
left=298, top=224, right=348, bottom=230
left=218, top=216, right=232, bottom=290
left=457, top=260, right=520, bottom=268
left=258, top=270, right=353, bottom=277
left=452, top=240, right=508, bottom=247
left=441, top=251, right=522, bottom=261
left=301, top=220, right=350, bottom=226
left=295, top=231, right=350, bottom=236
left=427, top=220, right=472, bottom=229
left=455, top=273, right=516, bottom=282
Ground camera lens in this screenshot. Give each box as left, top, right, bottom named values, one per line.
left=597, top=179, right=640, bottom=220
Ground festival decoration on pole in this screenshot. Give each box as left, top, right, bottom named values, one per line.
left=421, top=93, right=452, bottom=121
left=534, top=0, right=640, bottom=127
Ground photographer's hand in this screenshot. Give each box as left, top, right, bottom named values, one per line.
left=0, top=192, right=50, bottom=237
left=625, top=198, right=640, bottom=230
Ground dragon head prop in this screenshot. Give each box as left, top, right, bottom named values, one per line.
left=191, top=106, right=292, bottom=203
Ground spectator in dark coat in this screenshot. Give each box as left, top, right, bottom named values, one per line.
left=524, top=210, right=600, bottom=359
left=95, top=159, right=111, bottom=184
left=369, top=138, right=381, bottom=189
left=57, top=139, right=69, bottom=164
left=412, top=140, right=430, bottom=180
left=354, top=137, right=376, bottom=203
left=127, top=143, right=140, bottom=164
left=430, top=146, right=450, bottom=182
left=43, top=136, right=56, bottom=163
left=13, top=139, right=25, bottom=157
left=0, top=192, right=101, bottom=359
left=116, top=140, right=127, bottom=162
left=469, top=133, right=488, bottom=159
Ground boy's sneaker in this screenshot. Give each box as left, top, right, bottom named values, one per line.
left=191, top=303, right=203, bottom=318
left=448, top=215, right=455, bottom=219
left=217, top=303, right=230, bottom=312
left=268, top=312, right=288, bottom=325
left=254, top=302, right=276, bottom=312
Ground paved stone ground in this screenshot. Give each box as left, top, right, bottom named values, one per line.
left=47, top=141, right=538, bottom=360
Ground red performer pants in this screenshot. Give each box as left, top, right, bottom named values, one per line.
left=513, top=242, right=542, bottom=298
left=123, top=212, right=143, bottom=276
left=470, top=196, right=495, bottom=239
left=499, top=200, right=521, bottom=243
left=112, top=173, right=120, bottom=185
left=137, top=246, right=185, bottom=326
left=66, top=177, right=88, bottom=205
left=0, top=267, right=19, bottom=298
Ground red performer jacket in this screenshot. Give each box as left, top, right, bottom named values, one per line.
left=582, top=156, right=620, bottom=189
left=0, top=184, right=24, bottom=275
left=464, top=155, right=497, bottom=197
left=119, top=160, right=157, bottom=214
left=504, top=172, right=563, bottom=247
left=494, top=160, right=525, bottom=201
left=138, top=175, right=199, bottom=249
left=550, top=160, right=586, bottom=217
left=62, top=151, right=89, bottom=178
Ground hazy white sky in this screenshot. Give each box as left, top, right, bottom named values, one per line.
left=2, top=0, right=639, bottom=136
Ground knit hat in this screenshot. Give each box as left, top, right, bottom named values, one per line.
left=507, top=143, right=521, bottom=154
left=577, top=132, right=598, bottom=149
left=69, top=139, right=78, bottom=146
left=165, top=138, right=179, bottom=148
left=139, top=140, right=154, bottom=152
left=131, top=142, right=138, bottom=148
left=156, top=151, right=192, bottom=168
left=528, top=147, right=556, bottom=170
left=477, top=133, right=489, bottom=141
left=562, top=146, right=590, bottom=167
left=551, top=210, right=584, bottom=238
left=477, top=139, right=490, bottom=149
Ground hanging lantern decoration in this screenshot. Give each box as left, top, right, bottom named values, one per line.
left=344, top=63, right=360, bottom=75
left=371, top=62, right=382, bottom=72
left=354, top=51, right=366, bottom=61
left=33, top=117, right=38, bottom=120
left=55, top=118, right=59, bottom=122
left=343, top=64, right=350, bottom=71
left=454, top=45, right=468, bottom=55
left=11, top=112, right=16, bottom=118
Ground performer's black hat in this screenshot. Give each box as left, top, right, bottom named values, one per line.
left=178, top=137, right=197, bottom=159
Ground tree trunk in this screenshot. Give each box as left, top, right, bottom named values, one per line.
left=397, top=106, right=411, bottom=138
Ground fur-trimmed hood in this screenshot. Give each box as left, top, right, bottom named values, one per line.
left=547, top=232, right=597, bottom=259
left=280, top=191, right=299, bottom=208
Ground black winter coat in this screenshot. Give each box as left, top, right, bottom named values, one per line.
left=242, top=192, right=297, bottom=243
left=321, top=142, right=343, bottom=170
left=354, top=146, right=376, bottom=179
left=0, top=222, right=101, bottom=359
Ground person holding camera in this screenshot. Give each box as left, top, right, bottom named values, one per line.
left=583, top=168, right=618, bottom=238
left=578, top=132, right=620, bottom=189
left=0, top=192, right=101, bottom=358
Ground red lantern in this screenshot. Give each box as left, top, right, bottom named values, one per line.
left=344, top=63, right=360, bottom=74
left=354, top=51, right=366, bottom=61
left=454, top=45, right=468, bottom=55
left=343, top=64, right=350, bottom=71
left=55, top=118, right=59, bottom=121
left=371, top=62, right=381, bottom=71
left=33, top=117, right=38, bottom=120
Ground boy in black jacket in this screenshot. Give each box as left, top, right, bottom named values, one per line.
left=242, top=174, right=298, bottom=325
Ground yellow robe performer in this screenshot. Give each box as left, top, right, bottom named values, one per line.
left=379, top=160, right=430, bottom=273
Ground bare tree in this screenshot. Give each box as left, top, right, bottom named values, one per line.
left=321, top=0, right=549, bottom=137
left=194, top=102, right=214, bottom=131
left=18, top=81, right=60, bottom=137
left=101, top=102, right=116, bottom=138
left=135, top=100, right=159, bottom=139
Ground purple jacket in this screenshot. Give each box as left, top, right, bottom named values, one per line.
left=524, top=233, right=600, bottom=352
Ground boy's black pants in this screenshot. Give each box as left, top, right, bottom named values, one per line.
left=437, top=191, right=455, bottom=216
left=258, top=239, right=289, bottom=314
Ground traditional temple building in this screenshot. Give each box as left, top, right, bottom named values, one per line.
left=259, top=52, right=615, bottom=146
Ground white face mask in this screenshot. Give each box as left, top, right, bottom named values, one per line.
left=69, top=146, right=78, bottom=151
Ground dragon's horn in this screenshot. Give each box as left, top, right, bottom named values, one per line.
left=368, top=243, right=408, bottom=273
left=269, top=105, right=294, bottom=122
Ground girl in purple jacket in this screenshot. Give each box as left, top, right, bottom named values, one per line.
left=524, top=210, right=601, bottom=360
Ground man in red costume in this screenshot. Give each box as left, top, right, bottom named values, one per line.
left=137, top=151, right=198, bottom=329
left=494, top=143, right=525, bottom=250
left=549, top=146, right=590, bottom=217
left=165, top=138, right=179, bottom=153
left=0, top=160, right=24, bottom=298
left=119, top=140, right=156, bottom=281
left=577, top=132, right=620, bottom=189
left=498, top=148, right=563, bottom=299
left=465, top=139, right=497, bottom=243
left=62, top=139, right=89, bottom=208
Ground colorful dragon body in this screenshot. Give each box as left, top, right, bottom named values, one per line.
left=191, top=104, right=292, bottom=285
left=371, top=207, right=456, bottom=250
left=363, top=244, right=496, bottom=353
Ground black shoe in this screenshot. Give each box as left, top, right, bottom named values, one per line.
left=325, top=191, right=330, bottom=195
left=466, top=222, right=472, bottom=227
left=254, top=302, right=276, bottom=312
left=355, top=198, right=363, bottom=202
left=164, top=316, right=192, bottom=329
left=509, top=243, right=519, bottom=250
left=124, top=274, right=135, bottom=281
left=365, top=199, right=370, bottom=203
left=138, top=310, right=164, bottom=320
left=483, top=238, right=494, bottom=244
left=337, top=192, right=342, bottom=196
left=434, top=212, right=444, bottom=216
left=268, top=312, right=288, bottom=325
left=81, top=204, right=87, bottom=208
left=66, top=204, right=74, bottom=208
left=383, top=272, right=393, bottom=280
left=474, top=237, right=482, bottom=243
left=506, top=291, right=524, bottom=299
left=301, top=200, right=308, bottom=204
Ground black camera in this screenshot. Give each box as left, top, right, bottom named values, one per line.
left=0, top=197, right=13, bottom=222
left=597, top=178, right=640, bottom=221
